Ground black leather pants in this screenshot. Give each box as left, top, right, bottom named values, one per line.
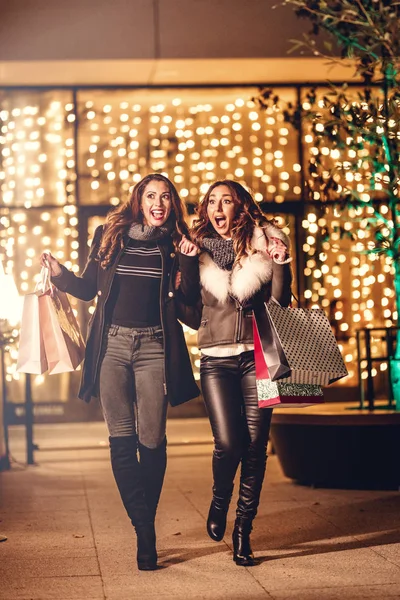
left=201, top=351, right=272, bottom=525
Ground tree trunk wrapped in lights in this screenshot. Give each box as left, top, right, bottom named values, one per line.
left=257, top=0, right=400, bottom=407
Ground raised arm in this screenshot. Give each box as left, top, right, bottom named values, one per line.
left=177, top=253, right=201, bottom=306
left=266, top=233, right=292, bottom=307
left=41, top=225, right=103, bottom=302
left=178, top=236, right=201, bottom=306
left=271, top=263, right=292, bottom=307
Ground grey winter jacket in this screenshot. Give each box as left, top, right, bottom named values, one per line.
left=178, top=224, right=292, bottom=349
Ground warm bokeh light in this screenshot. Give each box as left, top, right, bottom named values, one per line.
left=0, top=87, right=396, bottom=394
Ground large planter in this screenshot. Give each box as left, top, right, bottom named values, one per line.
left=271, top=402, right=400, bottom=490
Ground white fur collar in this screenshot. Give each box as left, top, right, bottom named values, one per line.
left=199, top=224, right=289, bottom=303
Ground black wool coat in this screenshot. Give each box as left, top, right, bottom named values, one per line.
left=51, top=225, right=200, bottom=405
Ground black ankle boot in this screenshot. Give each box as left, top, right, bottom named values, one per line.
left=136, top=522, right=158, bottom=571
left=232, top=519, right=255, bottom=567
left=109, top=436, right=158, bottom=571
left=206, top=491, right=232, bottom=542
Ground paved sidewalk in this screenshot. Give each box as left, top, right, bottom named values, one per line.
left=1, top=420, right=400, bottom=600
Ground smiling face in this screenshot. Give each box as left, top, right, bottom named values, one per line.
left=140, top=179, right=172, bottom=227
left=206, top=184, right=237, bottom=239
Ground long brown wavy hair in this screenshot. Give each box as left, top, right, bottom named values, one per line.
left=191, top=180, right=271, bottom=264
left=98, top=173, right=189, bottom=269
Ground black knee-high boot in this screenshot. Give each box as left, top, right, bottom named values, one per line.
left=233, top=447, right=267, bottom=567
left=207, top=446, right=240, bottom=542
left=138, top=437, right=167, bottom=523
left=109, top=435, right=157, bottom=571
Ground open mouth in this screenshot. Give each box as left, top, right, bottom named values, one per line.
left=150, top=210, right=165, bottom=220
left=214, top=216, right=227, bottom=228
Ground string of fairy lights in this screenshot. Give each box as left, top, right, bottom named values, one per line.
left=301, top=205, right=396, bottom=383
left=75, top=91, right=301, bottom=206
left=0, top=88, right=396, bottom=396
left=300, top=89, right=397, bottom=386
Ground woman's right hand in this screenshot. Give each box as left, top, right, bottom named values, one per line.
left=267, top=237, right=289, bottom=263
left=40, top=252, right=62, bottom=277
left=179, top=236, right=199, bottom=256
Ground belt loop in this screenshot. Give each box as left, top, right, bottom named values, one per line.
left=150, top=326, right=161, bottom=339
left=109, top=325, right=118, bottom=336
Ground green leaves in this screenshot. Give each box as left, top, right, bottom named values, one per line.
left=257, top=0, right=400, bottom=268
left=281, top=0, right=400, bottom=82
left=255, top=0, right=400, bottom=269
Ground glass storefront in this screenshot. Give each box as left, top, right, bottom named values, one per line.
left=0, top=86, right=396, bottom=418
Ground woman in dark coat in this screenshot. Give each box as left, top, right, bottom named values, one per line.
left=41, top=174, right=198, bottom=571
left=179, top=180, right=291, bottom=566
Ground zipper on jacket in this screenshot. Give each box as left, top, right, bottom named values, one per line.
left=235, top=303, right=243, bottom=342
left=158, top=242, right=168, bottom=396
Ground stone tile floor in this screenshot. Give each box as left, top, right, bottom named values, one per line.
left=1, top=420, right=400, bottom=599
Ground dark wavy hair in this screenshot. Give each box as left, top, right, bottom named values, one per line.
left=190, top=180, right=271, bottom=264
left=98, top=173, right=189, bottom=269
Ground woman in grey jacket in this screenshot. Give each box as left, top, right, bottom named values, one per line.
left=179, top=180, right=292, bottom=566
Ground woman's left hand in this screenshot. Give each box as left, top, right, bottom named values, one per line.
left=268, top=237, right=288, bottom=262
left=179, top=236, right=199, bottom=257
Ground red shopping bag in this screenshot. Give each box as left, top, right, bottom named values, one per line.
left=253, top=318, right=324, bottom=409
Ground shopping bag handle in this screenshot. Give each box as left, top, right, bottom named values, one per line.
left=291, top=293, right=300, bottom=307
left=35, top=266, right=52, bottom=294
left=269, top=293, right=301, bottom=308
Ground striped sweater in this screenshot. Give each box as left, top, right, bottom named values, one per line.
left=106, top=239, right=162, bottom=327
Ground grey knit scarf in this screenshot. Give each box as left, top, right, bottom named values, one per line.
left=201, top=237, right=235, bottom=271
left=128, top=218, right=174, bottom=241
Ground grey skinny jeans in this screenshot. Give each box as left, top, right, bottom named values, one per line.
left=99, top=324, right=168, bottom=448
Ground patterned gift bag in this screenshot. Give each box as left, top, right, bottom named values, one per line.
left=253, top=318, right=324, bottom=409
left=254, top=300, right=348, bottom=386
